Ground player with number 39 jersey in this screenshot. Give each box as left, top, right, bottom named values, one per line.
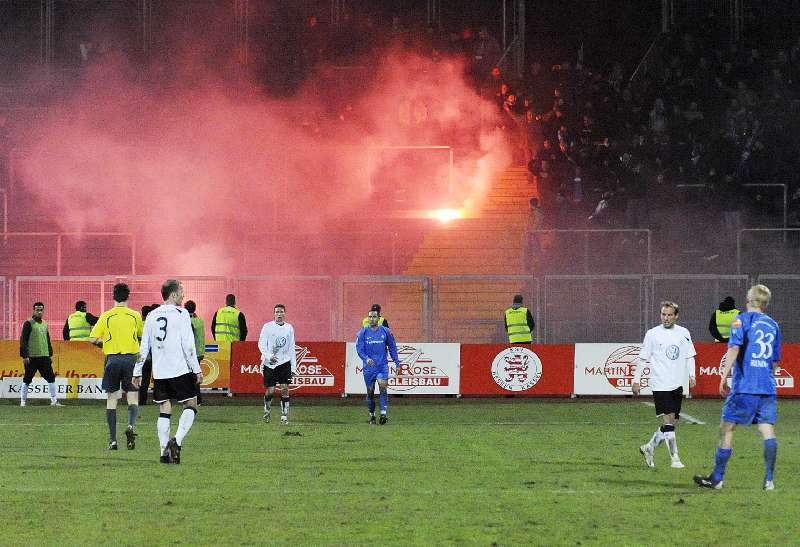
left=728, top=311, right=781, bottom=395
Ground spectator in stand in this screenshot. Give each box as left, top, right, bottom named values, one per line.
left=472, top=27, right=501, bottom=82
left=649, top=97, right=669, bottom=142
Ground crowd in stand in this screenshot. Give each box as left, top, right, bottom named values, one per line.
left=478, top=34, right=800, bottom=258
left=4, top=8, right=800, bottom=267
left=294, top=13, right=800, bottom=264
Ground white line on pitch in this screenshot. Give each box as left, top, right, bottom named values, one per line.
left=641, top=402, right=706, bottom=424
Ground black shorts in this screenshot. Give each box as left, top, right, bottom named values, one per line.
left=263, top=362, right=292, bottom=387
left=153, top=372, right=199, bottom=403
left=101, top=354, right=138, bottom=393
left=653, top=386, right=684, bottom=418
left=23, top=356, right=55, bottom=384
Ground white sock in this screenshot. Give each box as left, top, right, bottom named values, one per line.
left=175, top=408, right=197, bottom=446
left=665, top=431, right=679, bottom=459
left=157, top=415, right=171, bottom=452
left=48, top=383, right=57, bottom=402
left=648, top=429, right=664, bottom=448
left=21, top=383, right=29, bottom=404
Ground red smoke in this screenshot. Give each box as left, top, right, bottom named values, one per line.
left=15, top=23, right=510, bottom=276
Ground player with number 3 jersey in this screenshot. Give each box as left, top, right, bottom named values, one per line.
left=134, top=279, right=202, bottom=465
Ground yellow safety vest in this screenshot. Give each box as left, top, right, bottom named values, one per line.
left=505, top=307, right=532, bottom=343
left=67, top=311, right=92, bottom=341
left=214, top=306, right=241, bottom=341
left=715, top=308, right=740, bottom=339
left=362, top=316, right=387, bottom=328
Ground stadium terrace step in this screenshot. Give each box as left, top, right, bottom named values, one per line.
left=396, top=165, right=537, bottom=337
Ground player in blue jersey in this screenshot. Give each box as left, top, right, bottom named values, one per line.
left=356, top=309, right=400, bottom=425
left=694, top=284, right=781, bottom=491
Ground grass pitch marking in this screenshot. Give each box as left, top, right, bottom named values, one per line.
left=641, top=402, right=706, bottom=425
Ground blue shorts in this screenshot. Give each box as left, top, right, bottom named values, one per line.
left=363, top=363, right=389, bottom=387
left=721, top=393, right=777, bottom=425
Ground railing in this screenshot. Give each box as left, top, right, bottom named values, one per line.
left=7, top=273, right=795, bottom=343
left=0, top=232, right=136, bottom=276
left=736, top=228, right=800, bottom=274
left=529, top=229, right=652, bottom=274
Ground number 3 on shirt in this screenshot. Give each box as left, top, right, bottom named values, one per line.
left=156, top=317, right=168, bottom=342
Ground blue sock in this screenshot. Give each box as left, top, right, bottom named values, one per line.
left=379, top=391, right=388, bottom=414
left=366, top=395, right=375, bottom=414
left=764, top=438, right=777, bottom=482
left=712, top=447, right=732, bottom=482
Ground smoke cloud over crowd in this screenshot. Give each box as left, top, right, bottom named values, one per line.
left=14, top=9, right=510, bottom=276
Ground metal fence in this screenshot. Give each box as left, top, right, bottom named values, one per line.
left=543, top=275, right=648, bottom=343
left=531, top=229, right=652, bottom=275
left=0, top=277, right=7, bottom=339
left=234, top=276, right=336, bottom=341
left=337, top=276, right=431, bottom=342
left=5, top=273, right=800, bottom=343
left=737, top=229, right=800, bottom=275
left=434, top=275, right=538, bottom=343
left=757, top=275, right=800, bottom=343
left=650, top=275, right=750, bottom=340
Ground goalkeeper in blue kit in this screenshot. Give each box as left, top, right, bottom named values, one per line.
left=356, top=309, right=400, bottom=425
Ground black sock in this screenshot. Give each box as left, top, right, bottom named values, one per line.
left=106, top=409, right=117, bottom=442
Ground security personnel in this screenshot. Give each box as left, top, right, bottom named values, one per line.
left=709, top=296, right=740, bottom=342
left=504, top=294, right=535, bottom=344
left=362, top=303, right=390, bottom=328
left=212, top=293, right=248, bottom=341
left=63, top=300, right=99, bottom=341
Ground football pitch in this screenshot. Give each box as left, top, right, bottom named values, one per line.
left=2, top=397, right=799, bottom=546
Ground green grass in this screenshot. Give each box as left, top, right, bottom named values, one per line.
left=1, top=397, right=799, bottom=546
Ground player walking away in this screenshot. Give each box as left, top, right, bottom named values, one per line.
left=133, top=279, right=203, bottom=464
left=356, top=309, right=400, bottom=425
left=89, top=283, right=144, bottom=450
left=694, top=284, right=781, bottom=491
left=633, top=301, right=697, bottom=469
left=19, top=302, right=62, bottom=407
left=258, top=304, right=296, bottom=424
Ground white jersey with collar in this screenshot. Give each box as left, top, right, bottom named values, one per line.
left=134, top=304, right=200, bottom=380
left=258, top=321, right=297, bottom=372
left=634, top=324, right=697, bottom=391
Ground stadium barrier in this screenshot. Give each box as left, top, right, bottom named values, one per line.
left=230, top=341, right=343, bottom=395
left=0, top=340, right=229, bottom=399
left=2, top=341, right=797, bottom=398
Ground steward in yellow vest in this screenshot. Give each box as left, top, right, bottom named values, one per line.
left=505, top=294, right=535, bottom=344
left=362, top=303, right=390, bottom=328
left=63, top=300, right=99, bottom=341
left=213, top=294, right=248, bottom=341
left=709, top=296, right=740, bottom=342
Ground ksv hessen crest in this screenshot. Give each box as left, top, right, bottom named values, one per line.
left=491, top=347, right=543, bottom=392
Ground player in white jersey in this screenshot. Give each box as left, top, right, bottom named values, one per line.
left=258, top=304, right=296, bottom=424
left=133, top=279, right=203, bottom=464
left=633, top=301, right=697, bottom=469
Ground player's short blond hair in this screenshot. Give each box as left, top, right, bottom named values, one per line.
left=660, top=300, right=679, bottom=314
left=747, top=284, right=772, bottom=308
